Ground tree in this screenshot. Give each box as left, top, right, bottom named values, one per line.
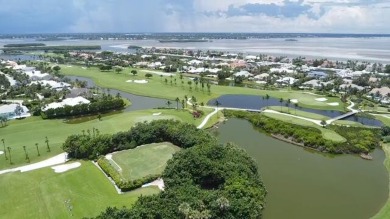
left=175, top=97, right=180, bottom=110
left=131, top=69, right=137, bottom=76
left=286, top=99, right=291, bottom=113
left=1, top=139, right=7, bottom=160
left=97, top=114, right=102, bottom=121
left=23, top=146, right=30, bottom=162
left=181, top=99, right=185, bottom=109
left=7, top=147, right=12, bottom=165
left=265, top=94, right=270, bottom=108
left=35, top=143, right=40, bottom=156
left=115, top=67, right=123, bottom=74
left=279, top=98, right=284, bottom=111
left=294, top=103, right=298, bottom=115
left=188, top=81, right=192, bottom=90
left=45, top=136, right=50, bottom=152
left=14, top=104, right=24, bottom=117
left=184, top=95, right=188, bottom=108
left=145, top=73, right=153, bottom=79
left=53, top=65, right=61, bottom=73
left=166, top=100, right=172, bottom=108
left=179, top=202, right=191, bottom=219
left=320, top=120, right=327, bottom=127
left=214, top=100, right=221, bottom=118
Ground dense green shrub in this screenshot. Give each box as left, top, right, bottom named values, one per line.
left=224, top=110, right=380, bottom=154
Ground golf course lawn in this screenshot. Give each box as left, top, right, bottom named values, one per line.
left=59, top=65, right=345, bottom=111
left=262, top=112, right=346, bottom=142
left=267, top=106, right=330, bottom=120
left=0, top=109, right=206, bottom=170
left=111, top=142, right=181, bottom=181
left=331, top=120, right=367, bottom=127
left=0, top=161, right=159, bottom=219
left=374, top=115, right=390, bottom=126
left=372, top=143, right=390, bottom=219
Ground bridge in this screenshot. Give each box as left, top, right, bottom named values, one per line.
left=326, top=111, right=358, bottom=124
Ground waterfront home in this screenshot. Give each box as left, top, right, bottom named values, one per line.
left=30, top=80, right=71, bottom=91
left=308, top=71, right=327, bottom=79
left=24, top=70, right=52, bottom=81
left=370, top=87, right=390, bottom=98
left=42, top=96, right=90, bottom=111
left=234, top=71, right=253, bottom=78
left=276, top=77, right=297, bottom=85
left=0, top=103, right=31, bottom=120
left=254, top=73, right=269, bottom=81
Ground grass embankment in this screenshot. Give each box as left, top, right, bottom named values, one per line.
left=59, top=65, right=345, bottom=111
left=266, top=106, right=330, bottom=120
left=0, top=161, right=159, bottom=219
left=374, top=115, right=390, bottom=127
left=112, top=142, right=180, bottom=181
left=262, top=112, right=346, bottom=142
left=372, top=143, right=390, bottom=219
left=0, top=109, right=203, bottom=170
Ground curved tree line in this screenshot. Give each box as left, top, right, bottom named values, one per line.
left=63, top=120, right=267, bottom=218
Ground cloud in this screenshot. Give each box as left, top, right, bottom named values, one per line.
left=0, top=0, right=388, bottom=34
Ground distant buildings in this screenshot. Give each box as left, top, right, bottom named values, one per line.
left=0, top=103, right=31, bottom=120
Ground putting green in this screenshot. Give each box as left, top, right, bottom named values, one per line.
left=111, top=142, right=181, bottom=181
left=0, top=161, right=159, bottom=219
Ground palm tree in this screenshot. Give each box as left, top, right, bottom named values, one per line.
left=131, top=69, right=137, bottom=76
left=178, top=202, right=191, bottom=219
left=294, top=103, right=298, bottom=115
left=286, top=99, right=291, bottom=113
left=181, top=99, right=185, bottom=109
left=175, top=97, right=180, bottom=109
left=166, top=100, right=172, bottom=108
left=7, top=147, right=12, bottom=165
left=23, top=146, right=29, bottom=162
left=214, top=100, right=221, bottom=118
left=216, top=197, right=230, bottom=215
left=45, top=136, right=50, bottom=152
left=320, top=120, right=327, bottom=127
left=279, top=98, right=284, bottom=111
left=188, top=81, right=192, bottom=90
left=35, top=143, right=40, bottom=156
left=265, top=94, right=270, bottom=108
left=1, top=139, right=7, bottom=160
left=184, top=95, right=188, bottom=108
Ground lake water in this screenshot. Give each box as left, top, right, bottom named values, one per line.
left=1, top=37, right=390, bottom=63
left=216, top=118, right=388, bottom=219
left=208, top=94, right=383, bottom=127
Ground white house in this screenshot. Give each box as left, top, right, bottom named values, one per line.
left=43, top=96, right=90, bottom=111
left=24, top=70, right=52, bottom=81
left=0, top=103, right=31, bottom=119
left=234, top=71, right=253, bottom=78
left=30, top=80, right=71, bottom=90
left=276, top=77, right=297, bottom=85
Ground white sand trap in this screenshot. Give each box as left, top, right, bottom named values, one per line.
left=126, top=80, right=133, bottom=83
left=105, top=154, right=113, bottom=159
left=0, top=151, right=3, bottom=155
left=0, top=152, right=68, bottom=175
left=67, top=65, right=72, bottom=67
left=82, top=67, right=87, bottom=69
left=290, top=99, right=298, bottom=103
left=51, top=162, right=81, bottom=173
left=153, top=112, right=162, bottom=116
left=142, top=178, right=165, bottom=191
left=327, top=102, right=339, bottom=106
left=134, top=80, right=148, bottom=84
left=315, top=98, right=328, bottom=102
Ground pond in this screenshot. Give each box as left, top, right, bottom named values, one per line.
left=215, top=118, right=388, bottom=219
left=208, top=94, right=383, bottom=126
left=66, top=76, right=169, bottom=112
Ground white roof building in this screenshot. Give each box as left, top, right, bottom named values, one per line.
left=0, top=103, right=31, bottom=119
left=43, top=96, right=90, bottom=111
left=234, top=71, right=253, bottom=78
left=30, top=80, right=71, bottom=90
left=276, top=77, right=297, bottom=85
left=24, top=70, right=52, bottom=81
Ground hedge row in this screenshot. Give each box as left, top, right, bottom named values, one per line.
left=97, top=158, right=160, bottom=192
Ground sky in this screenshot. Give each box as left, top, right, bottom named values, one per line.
left=0, top=0, right=389, bottom=34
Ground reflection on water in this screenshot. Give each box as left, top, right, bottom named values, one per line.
left=216, top=118, right=388, bottom=219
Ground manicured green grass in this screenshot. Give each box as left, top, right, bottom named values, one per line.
left=262, top=112, right=346, bottom=143
left=374, top=115, right=390, bottom=127
left=112, top=142, right=181, bottom=181
left=372, top=143, right=390, bottom=219
left=0, top=161, right=159, bottom=219
left=267, top=106, right=330, bottom=120
left=332, top=120, right=366, bottom=127
left=0, top=109, right=204, bottom=171
left=59, top=65, right=345, bottom=111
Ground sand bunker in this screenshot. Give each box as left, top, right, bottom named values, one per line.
left=0, top=151, right=3, bottom=155
left=153, top=112, right=162, bottom=116
left=51, top=162, right=81, bottom=173
left=142, top=178, right=165, bottom=191
left=290, top=99, right=298, bottom=103
left=126, top=80, right=148, bottom=84
left=315, top=98, right=328, bottom=102
left=327, top=102, right=339, bottom=106
left=134, top=80, right=148, bottom=84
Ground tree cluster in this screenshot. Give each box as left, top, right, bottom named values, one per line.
left=41, top=97, right=124, bottom=119
left=224, top=110, right=380, bottom=154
